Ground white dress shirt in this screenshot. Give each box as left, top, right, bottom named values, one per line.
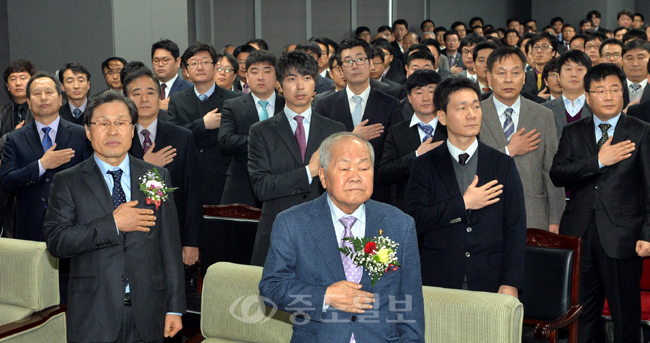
left=447, top=137, right=479, bottom=163
left=562, top=94, right=586, bottom=117
left=409, top=115, right=439, bottom=156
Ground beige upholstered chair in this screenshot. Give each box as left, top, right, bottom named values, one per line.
left=0, top=238, right=66, bottom=343
left=189, top=262, right=523, bottom=343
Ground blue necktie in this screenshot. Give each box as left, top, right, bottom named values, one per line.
left=417, top=122, right=434, bottom=142
left=258, top=100, right=269, bottom=121
left=503, top=108, right=515, bottom=142
left=42, top=127, right=53, bottom=151
left=73, top=108, right=82, bottom=119
left=351, top=95, right=363, bottom=127
left=107, top=169, right=127, bottom=209
left=198, top=94, right=208, bottom=101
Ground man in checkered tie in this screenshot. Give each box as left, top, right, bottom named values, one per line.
left=260, top=132, right=424, bottom=342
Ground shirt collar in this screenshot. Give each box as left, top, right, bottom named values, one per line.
left=68, top=98, right=88, bottom=114
left=284, top=105, right=312, bottom=123
left=251, top=92, right=277, bottom=109
left=93, top=153, right=131, bottom=178
left=627, top=78, right=648, bottom=88
left=447, top=137, right=479, bottom=163
left=327, top=192, right=366, bottom=226
left=345, top=84, right=371, bottom=103
left=194, top=82, right=216, bottom=99
left=492, top=95, right=521, bottom=116
left=562, top=93, right=586, bottom=107
left=409, top=114, right=438, bottom=128
left=161, top=73, right=179, bottom=90
left=35, top=115, right=61, bottom=134
left=593, top=112, right=622, bottom=128
left=135, top=118, right=158, bottom=141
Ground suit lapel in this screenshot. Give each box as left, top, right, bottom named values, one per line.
left=25, top=121, right=44, bottom=157
left=54, top=119, right=73, bottom=152
left=360, top=201, right=384, bottom=290
left=242, top=94, right=259, bottom=125
left=517, top=97, right=535, bottom=132
left=580, top=116, right=597, bottom=156
left=612, top=113, right=631, bottom=144
left=129, top=157, right=148, bottom=206
left=274, top=95, right=285, bottom=114
left=308, top=194, right=347, bottom=281
left=407, top=125, right=422, bottom=151
left=336, top=91, right=354, bottom=130
left=362, top=90, right=380, bottom=122
left=305, top=114, right=324, bottom=159
left=272, top=112, right=303, bottom=164
left=642, top=86, right=650, bottom=103
left=81, top=158, right=115, bottom=214
left=433, top=144, right=462, bottom=197
left=481, top=96, right=509, bottom=148
left=552, top=99, right=568, bottom=131
left=433, top=120, right=447, bottom=141
left=476, top=142, right=497, bottom=187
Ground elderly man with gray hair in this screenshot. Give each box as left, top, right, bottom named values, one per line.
left=260, top=131, right=425, bottom=342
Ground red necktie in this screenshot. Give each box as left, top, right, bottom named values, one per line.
left=160, top=84, right=167, bottom=100
left=294, top=116, right=306, bottom=163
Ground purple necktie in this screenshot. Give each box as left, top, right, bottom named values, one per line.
left=339, top=215, right=361, bottom=343
left=243, top=83, right=250, bottom=94
left=160, top=84, right=167, bottom=100
left=142, top=129, right=152, bottom=153
left=294, top=115, right=306, bottom=163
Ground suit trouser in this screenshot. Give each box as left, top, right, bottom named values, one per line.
left=578, top=214, right=642, bottom=343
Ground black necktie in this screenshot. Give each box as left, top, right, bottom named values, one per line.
left=107, top=169, right=127, bottom=209
left=459, top=153, right=470, bottom=166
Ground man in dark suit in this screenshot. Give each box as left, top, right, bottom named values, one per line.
left=379, top=70, right=445, bottom=210
left=588, top=10, right=607, bottom=34
left=219, top=50, right=284, bottom=207
left=232, top=44, right=256, bottom=93
left=151, top=39, right=193, bottom=111
left=550, top=64, right=650, bottom=343
left=391, top=19, right=409, bottom=66
left=622, top=39, right=650, bottom=108
left=259, top=132, right=425, bottom=342
left=442, top=30, right=465, bottom=74
left=373, top=38, right=407, bottom=85
left=523, top=34, right=559, bottom=96
left=369, top=46, right=401, bottom=91
left=58, top=63, right=91, bottom=126
left=405, top=77, right=526, bottom=295
left=124, top=68, right=202, bottom=268
left=98, top=57, right=127, bottom=95
left=44, top=91, right=185, bottom=343
left=0, top=72, right=90, bottom=241
left=315, top=38, right=401, bottom=204
left=627, top=98, right=650, bottom=122
left=388, top=50, right=436, bottom=100
left=247, top=51, right=345, bottom=266
left=294, top=42, right=336, bottom=94
left=168, top=42, right=240, bottom=205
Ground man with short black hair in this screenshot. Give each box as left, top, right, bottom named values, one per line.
left=390, top=50, right=436, bottom=100
left=392, top=19, right=409, bottom=61
left=580, top=19, right=593, bottom=33
left=310, top=37, right=332, bottom=78
left=623, top=29, right=648, bottom=43
left=151, top=39, right=193, bottom=111
left=58, top=63, right=90, bottom=126
left=295, top=42, right=335, bottom=94
left=356, top=26, right=371, bottom=43
left=587, top=10, right=607, bottom=33
left=214, top=53, right=239, bottom=92
left=451, top=21, right=467, bottom=39
left=542, top=58, right=562, bottom=101
left=369, top=46, right=401, bottom=91
left=562, top=24, right=576, bottom=50
left=232, top=44, right=257, bottom=93
left=456, top=33, right=486, bottom=80
left=622, top=39, right=650, bottom=105
left=168, top=42, right=240, bottom=205
left=627, top=60, right=650, bottom=122
left=246, top=39, right=269, bottom=51
left=373, top=38, right=407, bottom=84
left=473, top=41, right=500, bottom=94
left=421, top=19, right=435, bottom=34
left=618, top=9, right=634, bottom=28
left=100, top=57, right=127, bottom=93
left=585, top=32, right=607, bottom=66
left=524, top=34, right=559, bottom=96
left=551, top=17, right=565, bottom=42
left=442, top=30, right=464, bottom=74
left=570, top=34, right=587, bottom=52
left=634, top=13, right=645, bottom=30
left=600, top=38, right=624, bottom=68
left=422, top=38, right=451, bottom=78
left=379, top=69, right=445, bottom=209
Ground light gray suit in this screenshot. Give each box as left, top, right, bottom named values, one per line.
left=479, top=95, right=565, bottom=230
left=542, top=97, right=593, bottom=141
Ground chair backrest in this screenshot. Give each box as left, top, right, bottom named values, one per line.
left=0, top=238, right=59, bottom=325
left=201, top=262, right=293, bottom=342
left=201, top=205, right=261, bottom=271
left=520, top=229, right=582, bottom=321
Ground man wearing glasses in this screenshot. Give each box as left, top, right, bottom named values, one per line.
left=151, top=39, right=193, bottom=111
left=99, top=56, right=127, bottom=94
left=523, top=34, right=559, bottom=96
left=315, top=38, right=401, bottom=204
left=600, top=39, right=624, bottom=68
left=214, top=53, right=239, bottom=92
left=168, top=42, right=240, bottom=205
left=551, top=63, right=650, bottom=343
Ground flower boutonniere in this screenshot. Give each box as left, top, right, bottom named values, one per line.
left=138, top=168, right=177, bottom=210
left=338, top=234, right=400, bottom=287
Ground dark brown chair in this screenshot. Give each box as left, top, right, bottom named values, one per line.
left=521, top=228, right=583, bottom=343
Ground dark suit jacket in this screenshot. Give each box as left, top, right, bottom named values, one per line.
left=0, top=119, right=91, bottom=241
left=385, top=66, right=406, bottom=85
left=627, top=100, right=650, bottom=123
left=441, top=50, right=465, bottom=70
left=388, top=85, right=408, bottom=101
left=379, top=118, right=447, bottom=210
left=129, top=119, right=202, bottom=248
left=43, top=156, right=185, bottom=342
left=523, top=69, right=545, bottom=95
left=314, top=88, right=401, bottom=203
left=550, top=113, right=650, bottom=259
left=218, top=93, right=285, bottom=207
left=315, top=75, right=335, bottom=94
left=379, top=75, right=402, bottom=91
left=259, top=193, right=425, bottom=342
left=398, top=97, right=414, bottom=122
left=167, top=76, right=193, bottom=97
left=405, top=142, right=527, bottom=291
left=168, top=84, right=241, bottom=204
left=391, top=41, right=405, bottom=70
left=247, top=110, right=345, bottom=266
left=0, top=101, right=34, bottom=147
left=59, top=103, right=85, bottom=126
left=623, top=84, right=650, bottom=109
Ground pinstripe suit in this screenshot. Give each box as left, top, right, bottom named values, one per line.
left=479, top=95, right=565, bottom=230
left=542, top=97, right=593, bottom=141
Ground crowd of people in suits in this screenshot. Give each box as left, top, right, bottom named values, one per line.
left=2, top=6, right=650, bottom=343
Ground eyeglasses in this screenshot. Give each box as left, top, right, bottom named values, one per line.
left=588, top=88, right=623, bottom=96
left=570, top=44, right=585, bottom=50
left=341, top=57, right=369, bottom=68
left=531, top=44, right=552, bottom=51
left=601, top=53, right=622, bottom=59
left=153, top=57, right=174, bottom=65
left=90, top=119, right=133, bottom=130
left=186, top=61, right=214, bottom=69
left=216, top=67, right=235, bottom=73
left=585, top=44, right=601, bottom=50
left=105, top=69, right=122, bottom=77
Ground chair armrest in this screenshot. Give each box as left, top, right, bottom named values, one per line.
left=534, top=305, right=583, bottom=339
left=184, top=333, right=205, bottom=343
left=0, top=305, right=66, bottom=339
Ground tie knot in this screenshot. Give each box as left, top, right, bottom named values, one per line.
left=198, top=94, right=208, bottom=101
left=598, top=123, right=611, bottom=133
left=141, top=129, right=150, bottom=138
left=631, top=83, right=641, bottom=92
left=504, top=107, right=514, bottom=117
left=73, top=108, right=82, bottom=117
left=258, top=100, right=268, bottom=107
left=459, top=153, right=470, bottom=166
left=42, top=127, right=51, bottom=135
left=339, top=215, right=358, bottom=230
left=294, top=115, right=304, bottom=124
left=161, top=84, right=167, bottom=90
left=107, top=169, right=123, bottom=183
left=352, top=95, right=362, bottom=105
